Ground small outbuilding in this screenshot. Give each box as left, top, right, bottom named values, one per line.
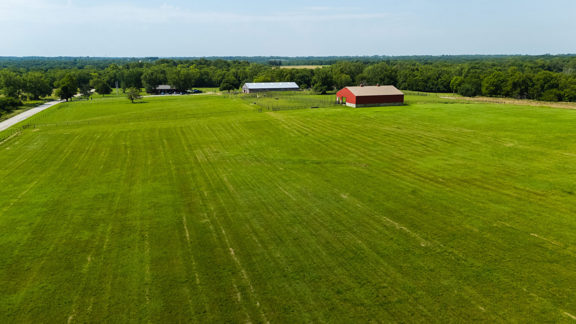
left=150, top=85, right=186, bottom=95
left=242, top=82, right=300, bottom=94
left=336, top=85, right=404, bottom=108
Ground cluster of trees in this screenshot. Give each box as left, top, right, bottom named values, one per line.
left=1, top=56, right=576, bottom=109
left=0, top=97, right=22, bottom=114
left=450, top=68, right=576, bottom=101
left=255, top=58, right=576, bottom=101
left=0, top=70, right=52, bottom=100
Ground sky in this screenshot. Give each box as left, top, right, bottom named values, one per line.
left=1, top=0, right=575, bottom=57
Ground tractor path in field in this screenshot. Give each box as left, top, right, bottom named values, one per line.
left=0, top=100, right=63, bottom=132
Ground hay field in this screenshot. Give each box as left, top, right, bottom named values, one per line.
left=1, top=94, right=576, bottom=322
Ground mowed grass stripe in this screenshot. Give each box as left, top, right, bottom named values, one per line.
left=227, top=116, right=473, bottom=321
left=2, top=131, right=113, bottom=321
left=174, top=112, right=482, bottom=322
left=264, top=108, right=576, bottom=318
left=180, top=124, right=379, bottom=322
left=236, top=113, right=513, bottom=320
left=189, top=131, right=271, bottom=323
left=272, top=107, right=576, bottom=236
left=234, top=106, right=576, bottom=318
left=173, top=126, right=266, bottom=322
left=183, top=124, right=328, bottom=321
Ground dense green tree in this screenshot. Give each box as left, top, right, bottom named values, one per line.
left=167, top=68, right=196, bottom=90
left=0, top=97, right=22, bottom=113
left=505, top=69, right=533, bottom=99
left=103, top=64, right=121, bottom=87
left=219, top=74, right=239, bottom=92
left=121, top=69, right=144, bottom=89
left=331, top=61, right=365, bottom=81
left=253, top=71, right=275, bottom=83
left=540, top=89, right=563, bottom=101
left=561, top=76, right=576, bottom=102
left=311, top=68, right=334, bottom=94
left=359, top=62, right=397, bottom=86
left=54, top=74, right=78, bottom=101
left=142, top=68, right=167, bottom=93
left=23, top=72, right=52, bottom=99
left=91, top=78, right=112, bottom=95
left=482, top=71, right=506, bottom=97
left=418, top=66, right=453, bottom=92
left=333, top=73, right=353, bottom=90
left=76, top=71, right=92, bottom=93
left=0, top=70, right=23, bottom=98
left=126, top=87, right=142, bottom=103
left=458, top=83, right=479, bottom=97
left=450, top=76, right=464, bottom=94
left=531, top=71, right=559, bottom=100
left=458, top=74, right=482, bottom=97
left=291, top=69, right=313, bottom=89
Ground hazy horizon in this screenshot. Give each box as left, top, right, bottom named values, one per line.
left=2, top=54, right=576, bottom=59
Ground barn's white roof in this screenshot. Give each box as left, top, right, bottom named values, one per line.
left=243, top=82, right=299, bottom=90
left=156, top=85, right=172, bottom=90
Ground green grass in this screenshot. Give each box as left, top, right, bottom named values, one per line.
left=2, top=94, right=576, bottom=322
left=237, top=91, right=339, bottom=111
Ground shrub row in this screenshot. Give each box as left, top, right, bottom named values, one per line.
left=0, top=97, right=22, bottom=113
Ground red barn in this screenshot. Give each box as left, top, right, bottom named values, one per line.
left=336, top=85, right=404, bottom=108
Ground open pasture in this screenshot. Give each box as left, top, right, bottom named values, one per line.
left=1, top=94, right=576, bottom=322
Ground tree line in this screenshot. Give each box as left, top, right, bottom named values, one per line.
left=1, top=55, right=576, bottom=114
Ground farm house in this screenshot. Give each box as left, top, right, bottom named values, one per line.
left=336, top=85, right=404, bottom=107
left=242, top=82, right=300, bottom=94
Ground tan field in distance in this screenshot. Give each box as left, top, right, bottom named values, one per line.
left=279, top=65, right=325, bottom=69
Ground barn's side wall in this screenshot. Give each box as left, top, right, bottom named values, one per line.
left=356, top=94, right=404, bottom=105
left=346, top=102, right=404, bottom=108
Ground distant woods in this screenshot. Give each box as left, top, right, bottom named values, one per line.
left=1, top=56, right=576, bottom=109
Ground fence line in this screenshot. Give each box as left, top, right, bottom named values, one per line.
left=0, top=128, right=23, bottom=144
left=255, top=104, right=341, bottom=112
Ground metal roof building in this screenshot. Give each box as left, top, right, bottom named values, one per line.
left=150, top=85, right=186, bottom=95
left=242, top=82, right=300, bottom=93
left=156, top=85, right=172, bottom=90
left=336, top=85, right=404, bottom=108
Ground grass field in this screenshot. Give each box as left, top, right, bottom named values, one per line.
left=1, top=93, right=576, bottom=322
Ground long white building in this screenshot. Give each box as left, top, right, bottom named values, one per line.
left=242, top=82, right=300, bottom=94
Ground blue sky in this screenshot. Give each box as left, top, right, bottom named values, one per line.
left=1, top=0, right=575, bottom=57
